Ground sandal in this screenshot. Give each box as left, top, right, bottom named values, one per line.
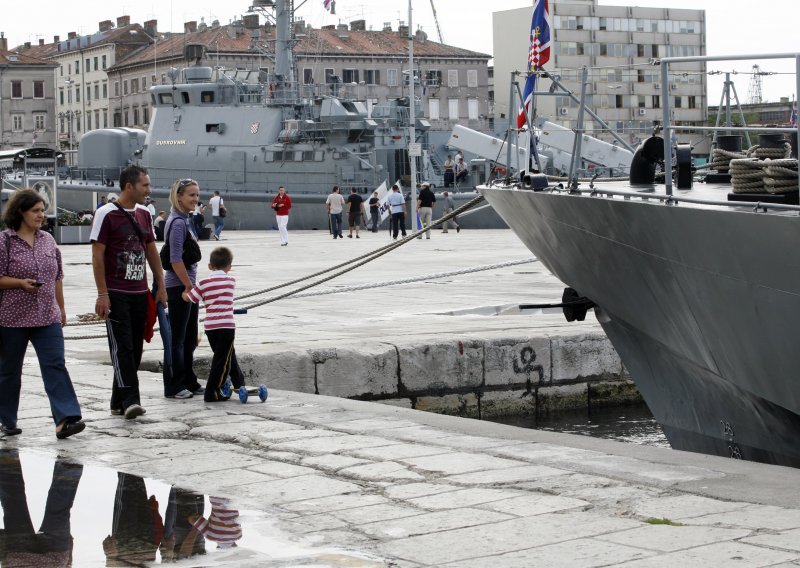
left=1, top=424, right=22, bottom=436
left=56, top=420, right=86, bottom=439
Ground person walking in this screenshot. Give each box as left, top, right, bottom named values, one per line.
left=386, top=184, right=406, bottom=240
left=368, top=191, right=380, bottom=232
left=91, top=165, right=167, bottom=420
left=441, top=190, right=461, bottom=233
left=162, top=178, right=205, bottom=400
left=271, top=186, right=292, bottom=246
left=0, top=189, right=86, bottom=439
left=416, top=182, right=436, bottom=239
left=325, top=186, right=345, bottom=239
left=208, top=191, right=225, bottom=241
left=346, top=187, right=365, bottom=238
left=191, top=202, right=205, bottom=235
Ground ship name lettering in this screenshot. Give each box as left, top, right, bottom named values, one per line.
left=155, top=140, right=187, bottom=146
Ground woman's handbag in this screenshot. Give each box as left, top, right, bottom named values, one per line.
left=160, top=219, right=202, bottom=270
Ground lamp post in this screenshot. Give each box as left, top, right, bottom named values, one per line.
left=129, top=29, right=158, bottom=80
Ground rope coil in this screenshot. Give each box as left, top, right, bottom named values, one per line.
left=729, top=143, right=798, bottom=194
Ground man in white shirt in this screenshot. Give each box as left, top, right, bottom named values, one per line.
left=325, top=186, right=346, bottom=239
left=385, top=184, right=407, bottom=240
left=208, top=191, right=224, bottom=241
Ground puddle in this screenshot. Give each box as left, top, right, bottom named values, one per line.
left=439, top=303, right=564, bottom=316
left=0, top=449, right=385, bottom=567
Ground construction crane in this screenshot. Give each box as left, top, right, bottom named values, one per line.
left=429, top=0, right=445, bottom=44
left=746, top=64, right=765, bottom=105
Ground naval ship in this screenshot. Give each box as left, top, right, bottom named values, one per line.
left=58, top=0, right=507, bottom=230
left=481, top=52, right=800, bottom=468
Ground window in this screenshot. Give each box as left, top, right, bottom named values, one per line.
left=448, top=98, right=459, bottom=119
left=131, top=78, right=139, bottom=93
left=86, top=85, right=91, bottom=101
left=303, top=68, right=313, bottom=84
left=102, top=82, right=108, bottom=98
left=425, top=70, right=442, bottom=87
left=387, top=69, right=398, bottom=87
left=75, top=87, right=80, bottom=102
left=342, top=69, right=359, bottom=83
left=94, top=84, right=99, bottom=100
left=638, top=95, right=646, bottom=108
left=113, top=111, right=121, bottom=127
left=11, top=81, right=22, bottom=98
left=151, top=74, right=157, bottom=86
left=86, top=112, right=91, bottom=130
left=102, top=55, right=107, bottom=69
left=364, top=69, right=380, bottom=85
left=142, top=107, right=149, bottom=124
left=95, top=110, right=100, bottom=129
left=429, top=98, right=440, bottom=120
left=103, top=112, right=108, bottom=127
left=123, top=80, right=129, bottom=95
left=467, top=70, right=478, bottom=88
left=468, top=98, right=479, bottom=120
left=615, top=94, right=624, bottom=109
left=34, top=114, right=45, bottom=130
left=447, top=70, right=458, bottom=88
left=75, top=60, right=80, bottom=73
left=133, top=107, right=139, bottom=125
left=201, top=91, right=215, bottom=103
left=94, top=56, right=99, bottom=71
left=124, top=111, right=129, bottom=127
left=85, top=58, right=90, bottom=71
left=59, top=90, right=64, bottom=105
left=674, top=96, right=683, bottom=108
left=653, top=95, right=660, bottom=109
left=33, top=81, right=44, bottom=99
left=114, top=81, right=119, bottom=97
left=688, top=96, right=697, bottom=109
left=142, top=76, right=146, bottom=90
left=324, top=68, right=335, bottom=84
left=12, top=115, right=23, bottom=131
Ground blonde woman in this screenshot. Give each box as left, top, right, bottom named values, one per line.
left=162, top=178, right=204, bottom=399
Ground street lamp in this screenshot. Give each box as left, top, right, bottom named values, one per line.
left=129, top=29, right=158, bottom=80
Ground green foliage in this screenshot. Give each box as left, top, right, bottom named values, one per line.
left=645, top=517, right=686, bottom=526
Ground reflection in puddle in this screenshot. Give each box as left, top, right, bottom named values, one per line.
left=0, top=449, right=385, bottom=567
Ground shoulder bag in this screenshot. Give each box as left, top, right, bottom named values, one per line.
left=219, top=199, right=227, bottom=218
left=160, top=218, right=202, bottom=270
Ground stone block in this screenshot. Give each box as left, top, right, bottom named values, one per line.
left=536, top=383, right=589, bottom=413
left=246, top=350, right=315, bottom=392
left=398, top=339, right=483, bottom=393
left=415, top=393, right=480, bottom=417
left=315, top=345, right=398, bottom=398
left=589, top=380, right=643, bottom=407
left=479, top=390, right=537, bottom=418
left=551, top=334, right=621, bottom=383
left=485, top=337, right=551, bottom=387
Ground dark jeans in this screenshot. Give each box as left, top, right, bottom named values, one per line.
left=107, top=292, right=147, bottom=412
left=391, top=212, right=406, bottom=238
left=108, top=472, right=161, bottom=565
left=165, top=286, right=201, bottom=396
left=444, top=170, right=454, bottom=187
left=212, top=215, right=224, bottom=238
left=204, top=328, right=242, bottom=401
left=162, top=487, right=206, bottom=560
left=370, top=208, right=380, bottom=231
left=0, top=450, right=83, bottom=557
left=0, top=323, right=82, bottom=428
left=330, top=212, right=343, bottom=237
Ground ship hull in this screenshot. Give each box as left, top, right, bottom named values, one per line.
left=481, top=184, right=800, bottom=467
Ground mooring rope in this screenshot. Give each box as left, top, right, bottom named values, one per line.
left=730, top=144, right=797, bottom=194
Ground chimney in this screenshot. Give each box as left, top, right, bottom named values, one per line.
left=243, top=14, right=259, bottom=30
left=415, top=29, right=427, bottom=42
left=184, top=21, right=198, bottom=33
left=382, top=22, right=392, bottom=32
left=144, top=19, right=158, bottom=37
left=322, top=24, right=335, bottom=31
left=336, top=23, right=349, bottom=39
left=23, top=41, right=31, bottom=50
left=350, top=19, right=366, bottom=32
left=398, top=23, right=409, bottom=36
left=0, top=34, right=7, bottom=52
left=98, top=20, right=113, bottom=32
left=68, top=32, right=77, bottom=40
left=39, top=38, right=45, bottom=46
left=116, top=15, right=131, bottom=28
left=54, top=35, right=60, bottom=43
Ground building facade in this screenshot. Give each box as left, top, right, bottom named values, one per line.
left=493, top=0, right=706, bottom=148
left=0, top=39, right=58, bottom=149
left=109, top=18, right=491, bottom=133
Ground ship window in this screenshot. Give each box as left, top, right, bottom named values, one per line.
left=206, top=123, right=225, bottom=133
left=159, top=93, right=173, bottom=105
left=201, top=91, right=215, bottom=103
left=303, top=151, right=315, bottom=161
left=181, top=92, right=190, bottom=104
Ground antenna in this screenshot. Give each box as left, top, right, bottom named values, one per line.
left=746, top=64, right=764, bottom=104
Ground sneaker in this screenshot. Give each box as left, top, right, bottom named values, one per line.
left=110, top=408, right=123, bottom=416
left=348, top=234, right=352, bottom=238
left=191, top=386, right=206, bottom=395
left=456, top=226, right=461, bottom=233
left=167, top=389, right=194, bottom=399
left=124, top=405, right=146, bottom=419
left=356, top=235, right=360, bottom=238
left=1, top=424, right=22, bottom=436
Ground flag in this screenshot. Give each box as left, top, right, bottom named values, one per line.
left=517, top=0, right=552, bottom=129
left=324, top=0, right=333, bottom=12
left=791, top=105, right=797, bottom=128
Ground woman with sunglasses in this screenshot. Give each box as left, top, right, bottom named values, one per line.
left=0, top=189, right=85, bottom=438
left=162, top=178, right=205, bottom=399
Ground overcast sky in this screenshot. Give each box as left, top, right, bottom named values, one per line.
left=3, top=0, right=797, bottom=103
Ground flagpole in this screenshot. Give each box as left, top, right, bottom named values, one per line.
left=408, top=0, right=418, bottom=228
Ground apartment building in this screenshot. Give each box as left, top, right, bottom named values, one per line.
left=0, top=37, right=58, bottom=149
left=493, top=0, right=706, bottom=147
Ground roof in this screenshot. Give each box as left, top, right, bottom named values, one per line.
left=0, top=49, right=57, bottom=67
left=111, top=23, right=489, bottom=70
left=13, top=23, right=151, bottom=60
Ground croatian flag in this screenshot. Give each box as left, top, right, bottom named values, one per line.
left=791, top=105, right=797, bottom=128
left=517, top=0, right=552, bottom=129
left=324, top=0, right=333, bottom=11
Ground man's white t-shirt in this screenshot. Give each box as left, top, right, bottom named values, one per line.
left=209, top=195, right=223, bottom=216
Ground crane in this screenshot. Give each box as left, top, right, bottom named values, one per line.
left=429, top=0, right=445, bottom=44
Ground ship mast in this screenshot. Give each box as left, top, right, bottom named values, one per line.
left=274, top=0, right=294, bottom=83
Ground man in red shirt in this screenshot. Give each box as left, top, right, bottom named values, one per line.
left=271, top=186, right=292, bottom=246
left=91, top=165, right=167, bottom=419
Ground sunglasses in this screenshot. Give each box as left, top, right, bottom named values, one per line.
left=177, top=178, right=197, bottom=190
